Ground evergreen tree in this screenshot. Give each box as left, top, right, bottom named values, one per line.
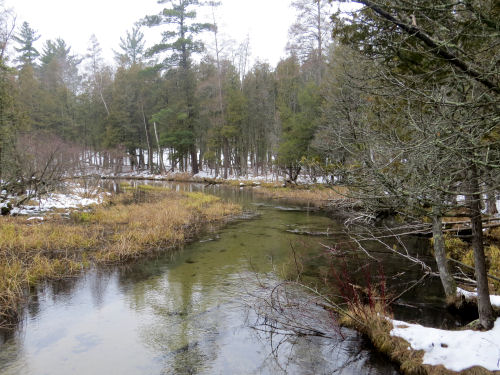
left=115, top=26, right=146, bottom=68
left=243, top=62, right=278, bottom=175
left=38, top=39, right=82, bottom=138
left=13, top=21, right=40, bottom=67
left=143, top=0, right=212, bottom=174
left=276, top=56, right=321, bottom=182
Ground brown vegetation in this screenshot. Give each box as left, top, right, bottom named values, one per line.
left=441, top=232, right=500, bottom=294
left=0, top=185, right=241, bottom=326
left=252, top=184, right=351, bottom=208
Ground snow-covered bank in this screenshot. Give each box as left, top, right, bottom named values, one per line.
left=96, top=167, right=330, bottom=185
left=390, top=318, right=500, bottom=372
left=457, top=287, right=500, bottom=308
left=11, top=193, right=105, bottom=215
left=2, top=182, right=108, bottom=216
left=104, top=169, right=283, bottom=183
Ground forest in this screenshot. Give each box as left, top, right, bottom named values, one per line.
left=1, top=0, right=496, bottom=197
left=0, top=0, right=499, bottom=372
left=0, top=0, right=336, bottom=184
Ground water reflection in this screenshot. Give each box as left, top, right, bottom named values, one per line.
left=0, top=183, right=403, bottom=374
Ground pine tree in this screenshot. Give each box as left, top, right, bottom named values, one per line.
left=13, top=21, right=40, bottom=67
left=143, top=0, right=212, bottom=174
left=115, top=26, right=145, bottom=68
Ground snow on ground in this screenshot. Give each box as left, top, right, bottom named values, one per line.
left=457, top=287, right=500, bottom=308
left=114, top=168, right=331, bottom=185
left=7, top=182, right=108, bottom=216
left=193, top=170, right=274, bottom=182
left=26, top=216, right=44, bottom=221
left=113, top=168, right=284, bottom=183
left=11, top=192, right=104, bottom=215
left=390, top=318, right=500, bottom=372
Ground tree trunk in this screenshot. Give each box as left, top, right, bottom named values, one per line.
left=431, top=210, right=456, bottom=299
left=153, top=122, right=164, bottom=173
left=190, top=147, right=199, bottom=175
left=223, top=137, right=230, bottom=179
left=129, top=149, right=137, bottom=170
left=141, top=104, right=153, bottom=173
left=139, top=149, right=145, bottom=169
left=485, top=185, right=498, bottom=215
left=468, top=164, right=494, bottom=330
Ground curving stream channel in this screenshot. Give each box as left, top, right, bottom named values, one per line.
left=0, top=183, right=458, bottom=374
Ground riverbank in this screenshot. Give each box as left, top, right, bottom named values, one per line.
left=97, top=171, right=355, bottom=210
left=4, top=176, right=499, bottom=372
left=340, top=303, right=500, bottom=375
left=0, top=185, right=241, bottom=326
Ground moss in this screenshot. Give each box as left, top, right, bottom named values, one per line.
left=444, top=233, right=470, bottom=261
left=460, top=244, right=500, bottom=293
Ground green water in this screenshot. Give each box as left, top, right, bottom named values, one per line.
left=0, top=184, right=402, bottom=374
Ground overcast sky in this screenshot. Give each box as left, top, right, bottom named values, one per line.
left=4, top=0, right=298, bottom=67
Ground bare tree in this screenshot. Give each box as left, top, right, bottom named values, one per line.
left=327, top=0, right=499, bottom=329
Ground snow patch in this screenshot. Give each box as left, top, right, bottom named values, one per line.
left=457, top=287, right=500, bottom=308
left=10, top=184, right=106, bottom=216
left=192, top=170, right=281, bottom=183
left=27, top=216, right=44, bottom=221
left=390, top=318, right=500, bottom=372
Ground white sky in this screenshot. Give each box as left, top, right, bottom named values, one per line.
left=4, top=0, right=298, bottom=67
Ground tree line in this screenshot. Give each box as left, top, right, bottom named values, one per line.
left=0, top=0, right=334, bottom=183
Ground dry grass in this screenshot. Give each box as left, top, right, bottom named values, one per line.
left=486, top=227, right=500, bottom=243
left=460, top=244, right=500, bottom=293
left=432, top=230, right=500, bottom=293
left=0, top=217, right=99, bottom=252
left=252, top=184, right=350, bottom=207
left=0, top=186, right=241, bottom=325
left=440, top=233, right=470, bottom=261
left=107, top=174, right=352, bottom=209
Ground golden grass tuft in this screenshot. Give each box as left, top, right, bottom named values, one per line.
left=486, top=227, right=500, bottom=242
left=441, top=233, right=470, bottom=261
left=341, top=305, right=427, bottom=375
left=460, top=244, right=500, bottom=293
left=0, top=187, right=241, bottom=325
left=0, top=217, right=99, bottom=252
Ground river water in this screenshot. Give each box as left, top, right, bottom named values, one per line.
left=0, top=183, right=458, bottom=374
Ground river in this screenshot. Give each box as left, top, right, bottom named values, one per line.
left=0, top=183, right=460, bottom=374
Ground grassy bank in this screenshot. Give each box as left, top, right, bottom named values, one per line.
left=251, top=184, right=351, bottom=208
left=340, top=304, right=496, bottom=375
left=0, top=185, right=241, bottom=326
left=100, top=173, right=352, bottom=208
